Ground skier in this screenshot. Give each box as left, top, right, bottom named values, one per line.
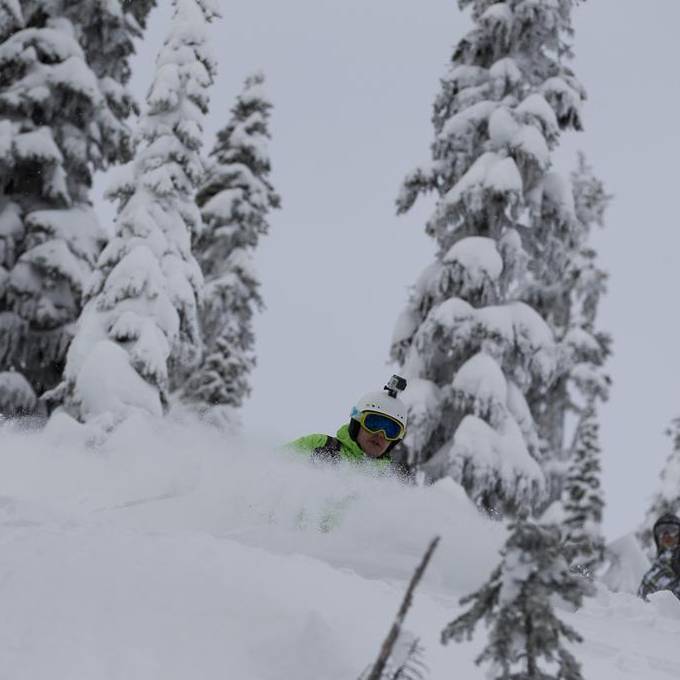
left=638, top=513, right=680, bottom=601
left=288, top=375, right=408, bottom=468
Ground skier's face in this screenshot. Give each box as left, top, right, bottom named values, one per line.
left=356, top=425, right=391, bottom=458
left=657, top=524, right=680, bottom=550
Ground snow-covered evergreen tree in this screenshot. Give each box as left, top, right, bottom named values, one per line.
left=391, top=0, right=587, bottom=515
left=57, top=0, right=218, bottom=422
left=180, top=72, right=280, bottom=425
left=442, top=518, right=588, bottom=680
left=528, top=153, right=611, bottom=506
left=0, top=0, right=153, bottom=416
left=62, top=0, right=157, bottom=163
left=562, top=406, right=605, bottom=571
left=563, top=154, right=611, bottom=410
left=639, top=418, right=680, bottom=556
left=547, top=160, right=610, bottom=561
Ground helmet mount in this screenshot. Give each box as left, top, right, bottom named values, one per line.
left=384, top=374, right=407, bottom=398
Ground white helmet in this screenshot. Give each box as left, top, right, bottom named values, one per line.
left=350, top=375, right=408, bottom=434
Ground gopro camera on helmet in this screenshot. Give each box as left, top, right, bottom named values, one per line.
left=384, top=374, right=407, bottom=398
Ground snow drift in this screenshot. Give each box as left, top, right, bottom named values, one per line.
left=0, top=415, right=678, bottom=679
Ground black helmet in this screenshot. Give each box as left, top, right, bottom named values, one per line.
left=652, top=513, right=680, bottom=552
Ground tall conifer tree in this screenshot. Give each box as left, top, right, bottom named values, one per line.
left=181, top=72, right=280, bottom=425
left=528, top=153, right=611, bottom=505
left=0, top=0, right=153, bottom=415
left=59, top=0, right=218, bottom=422
left=391, top=0, right=586, bottom=515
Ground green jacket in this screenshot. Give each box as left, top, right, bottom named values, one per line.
left=288, top=423, right=390, bottom=467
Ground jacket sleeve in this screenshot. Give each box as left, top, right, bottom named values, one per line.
left=286, top=434, right=328, bottom=454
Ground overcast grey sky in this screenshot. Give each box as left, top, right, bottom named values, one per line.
left=109, top=0, right=680, bottom=540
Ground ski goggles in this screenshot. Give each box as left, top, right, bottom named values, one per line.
left=356, top=411, right=405, bottom=441
left=655, top=524, right=680, bottom=539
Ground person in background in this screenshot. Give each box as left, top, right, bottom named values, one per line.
left=288, top=375, right=408, bottom=468
left=638, top=513, right=680, bottom=601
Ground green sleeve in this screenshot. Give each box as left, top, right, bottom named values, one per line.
left=286, top=433, right=328, bottom=454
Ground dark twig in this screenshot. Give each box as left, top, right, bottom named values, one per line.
left=364, top=536, right=440, bottom=680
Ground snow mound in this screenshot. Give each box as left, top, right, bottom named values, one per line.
left=602, top=532, right=651, bottom=595
left=0, top=417, right=678, bottom=678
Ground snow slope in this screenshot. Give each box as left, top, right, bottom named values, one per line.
left=0, top=415, right=678, bottom=679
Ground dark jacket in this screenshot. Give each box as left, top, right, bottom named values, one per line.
left=638, top=513, right=680, bottom=601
